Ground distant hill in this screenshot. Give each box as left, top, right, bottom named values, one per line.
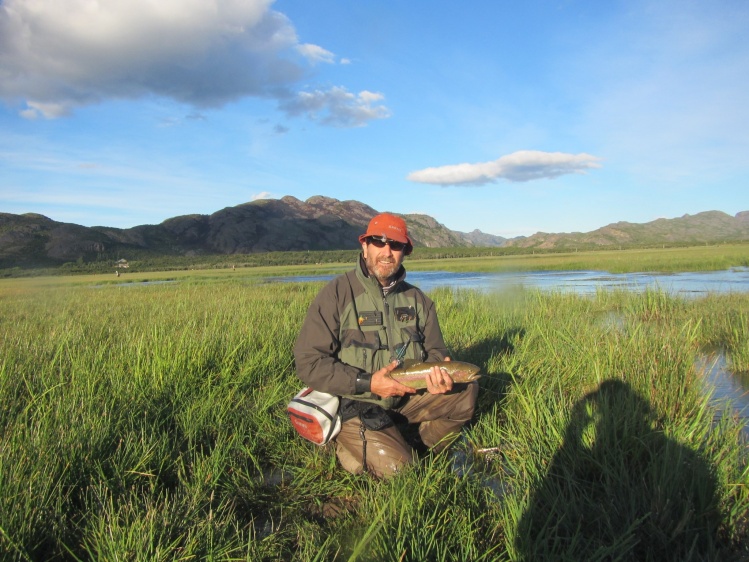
left=0, top=196, right=479, bottom=268
left=0, top=196, right=747, bottom=268
left=504, top=210, right=749, bottom=250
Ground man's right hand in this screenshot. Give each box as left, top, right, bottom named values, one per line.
left=370, top=360, right=417, bottom=398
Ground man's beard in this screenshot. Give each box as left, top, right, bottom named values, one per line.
left=366, top=255, right=399, bottom=284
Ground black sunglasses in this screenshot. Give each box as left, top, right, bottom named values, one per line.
left=366, top=235, right=408, bottom=252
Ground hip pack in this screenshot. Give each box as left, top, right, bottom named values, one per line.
left=287, top=388, right=341, bottom=445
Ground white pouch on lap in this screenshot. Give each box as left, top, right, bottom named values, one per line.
left=287, top=388, right=341, bottom=445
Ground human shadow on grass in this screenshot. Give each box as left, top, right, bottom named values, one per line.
left=516, top=379, right=724, bottom=562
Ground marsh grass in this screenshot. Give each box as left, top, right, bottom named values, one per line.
left=1, top=274, right=748, bottom=560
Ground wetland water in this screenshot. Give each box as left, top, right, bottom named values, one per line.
left=274, top=267, right=749, bottom=431
left=697, top=353, right=749, bottom=435
left=273, top=267, right=749, bottom=296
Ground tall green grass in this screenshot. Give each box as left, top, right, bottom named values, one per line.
left=1, top=276, right=748, bottom=560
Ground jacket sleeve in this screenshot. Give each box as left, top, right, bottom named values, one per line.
left=420, top=294, right=450, bottom=362
left=293, top=280, right=363, bottom=395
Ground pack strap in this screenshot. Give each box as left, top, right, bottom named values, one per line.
left=359, top=419, right=368, bottom=474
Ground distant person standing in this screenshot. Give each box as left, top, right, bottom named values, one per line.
left=293, top=213, right=478, bottom=477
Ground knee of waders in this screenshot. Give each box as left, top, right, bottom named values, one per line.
left=335, top=425, right=415, bottom=478
left=452, top=381, right=479, bottom=421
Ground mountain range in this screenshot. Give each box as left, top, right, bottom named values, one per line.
left=1, top=195, right=748, bottom=268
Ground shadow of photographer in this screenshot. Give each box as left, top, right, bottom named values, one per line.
left=516, top=379, right=723, bottom=561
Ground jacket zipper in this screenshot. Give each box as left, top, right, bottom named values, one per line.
left=382, top=297, right=396, bottom=363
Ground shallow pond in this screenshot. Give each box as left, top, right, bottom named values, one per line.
left=273, top=267, right=749, bottom=296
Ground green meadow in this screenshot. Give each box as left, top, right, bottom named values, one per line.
left=1, top=246, right=749, bottom=560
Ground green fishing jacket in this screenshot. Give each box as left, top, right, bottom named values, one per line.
left=293, top=255, right=449, bottom=410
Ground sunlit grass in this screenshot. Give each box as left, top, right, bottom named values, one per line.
left=1, top=275, right=748, bottom=560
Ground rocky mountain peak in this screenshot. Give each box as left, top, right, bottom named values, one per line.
left=0, top=197, right=746, bottom=268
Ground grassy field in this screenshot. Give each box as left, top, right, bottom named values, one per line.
left=1, top=254, right=749, bottom=560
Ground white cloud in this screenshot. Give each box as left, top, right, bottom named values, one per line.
left=251, top=191, right=274, bottom=200
left=296, top=43, right=336, bottom=64
left=407, top=150, right=602, bottom=186
left=279, top=87, right=391, bottom=128
left=0, top=0, right=389, bottom=126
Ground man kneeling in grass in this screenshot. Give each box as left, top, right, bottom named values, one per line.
left=293, top=213, right=478, bottom=477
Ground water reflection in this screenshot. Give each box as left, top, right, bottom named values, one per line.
left=697, top=352, right=749, bottom=433
left=92, top=279, right=178, bottom=288
left=410, top=268, right=749, bottom=296
left=274, top=267, right=749, bottom=296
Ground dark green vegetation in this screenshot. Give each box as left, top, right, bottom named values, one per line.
left=3, top=241, right=749, bottom=279
left=2, top=196, right=747, bottom=270
left=1, top=270, right=748, bottom=560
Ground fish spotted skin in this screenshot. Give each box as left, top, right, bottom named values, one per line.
left=389, top=360, right=481, bottom=390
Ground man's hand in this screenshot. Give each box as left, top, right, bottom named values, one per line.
left=370, top=360, right=417, bottom=398
left=425, top=356, right=454, bottom=395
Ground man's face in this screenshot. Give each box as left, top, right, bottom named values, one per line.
left=362, top=237, right=406, bottom=285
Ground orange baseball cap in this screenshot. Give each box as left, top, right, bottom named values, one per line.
left=358, top=213, right=413, bottom=251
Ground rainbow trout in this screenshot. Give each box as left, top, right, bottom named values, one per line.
left=389, top=360, right=481, bottom=390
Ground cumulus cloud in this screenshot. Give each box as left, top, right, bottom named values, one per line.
left=0, top=0, right=389, bottom=126
left=407, top=150, right=602, bottom=186
left=251, top=191, right=274, bottom=201
left=279, top=87, right=390, bottom=127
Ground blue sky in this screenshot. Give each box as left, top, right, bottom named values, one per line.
left=1, top=0, right=747, bottom=238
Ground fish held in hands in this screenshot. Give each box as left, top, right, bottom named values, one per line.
left=389, top=360, right=481, bottom=390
